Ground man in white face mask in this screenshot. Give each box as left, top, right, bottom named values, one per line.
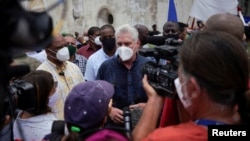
left=77, top=26, right=102, bottom=59
left=37, top=35, right=84, bottom=120
left=96, top=24, right=151, bottom=129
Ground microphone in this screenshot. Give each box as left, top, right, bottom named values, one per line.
left=123, top=107, right=132, bottom=139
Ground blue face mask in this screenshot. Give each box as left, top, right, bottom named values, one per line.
left=101, top=38, right=116, bottom=51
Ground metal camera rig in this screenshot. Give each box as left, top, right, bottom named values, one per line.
left=139, top=38, right=181, bottom=97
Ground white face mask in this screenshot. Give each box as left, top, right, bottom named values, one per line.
left=56, top=47, right=70, bottom=62
left=94, top=36, right=102, bottom=46
left=48, top=91, right=58, bottom=109
left=174, top=78, right=192, bottom=108
left=84, top=36, right=89, bottom=42
left=117, top=46, right=133, bottom=61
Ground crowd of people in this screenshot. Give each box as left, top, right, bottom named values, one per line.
left=1, top=11, right=250, bottom=141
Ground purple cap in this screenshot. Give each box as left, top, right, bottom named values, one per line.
left=64, top=80, right=114, bottom=129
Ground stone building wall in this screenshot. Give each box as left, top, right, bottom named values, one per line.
left=25, top=0, right=194, bottom=35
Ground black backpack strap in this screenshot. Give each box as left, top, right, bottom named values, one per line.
left=43, top=120, right=65, bottom=141
left=48, top=132, right=65, bottom=141
left=51, top=120, right=65, bottom=135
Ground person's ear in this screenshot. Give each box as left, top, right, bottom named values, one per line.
left=243, top=33, right=246, bottom=41
left=137, top=39, right=142, bottom=47
left=135, top=39, right=140, bottom=50
left=190, top=77, right=201, bottom=98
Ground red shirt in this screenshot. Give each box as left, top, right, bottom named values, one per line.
left=143, top=122, right=207, bottom=141
left=77, top=43, right=100, bottom=59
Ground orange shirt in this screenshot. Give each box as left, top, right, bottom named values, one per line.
left=143, top=122, right=207, bottom=141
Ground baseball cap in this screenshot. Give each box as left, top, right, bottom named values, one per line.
left=64, top=80, right=114, bottom=130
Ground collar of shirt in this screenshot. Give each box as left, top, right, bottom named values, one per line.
left=46, top=59, right=67, bottom=71
left=101, top=48, right=117, bottom=58
left=85, top=44, right=97, bottom=52
left=195, top=119, right=226, bottom=126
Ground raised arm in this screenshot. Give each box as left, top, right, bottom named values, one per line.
left=132, top=75, right=164, bottom=141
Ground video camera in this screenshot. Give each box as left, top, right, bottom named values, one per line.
left=8, top=79, right=36, bottom=113
left=0, top=0, right=69, bottom=137
left=0, top=0, right=68, bottom=140
left=139, top=38, right=181, bottom=97
left=0, top=0, right=54, bottom=123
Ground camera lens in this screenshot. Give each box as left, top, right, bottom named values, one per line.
left=142, top=61, right=159, bottom=82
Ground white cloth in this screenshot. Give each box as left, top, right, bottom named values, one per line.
left=84, top=48, right=116, bottom=81
left=26, top=50, right=47, bottom=63
left=189, top=0, right=238, bottom=21
left=13, top=112, right=57, bottom=141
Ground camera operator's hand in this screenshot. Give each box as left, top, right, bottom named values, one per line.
left=109, top=107, right=124, bottom=124
left=142, top=75, right=163, bottom=99
left=132, top=75, right=164, bottom=141
left=129, top=103, right=146, bottom=110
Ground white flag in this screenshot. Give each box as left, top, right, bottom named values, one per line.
left=189, top=0, right=239, bottom=21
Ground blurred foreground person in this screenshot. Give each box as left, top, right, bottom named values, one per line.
left=205, top=13, right=244, bottom=41
left=13, top=70, right=58, bottom=141
left=133, top=31, right=250, bottom=141
left=44, top=80, right=129, bottom=141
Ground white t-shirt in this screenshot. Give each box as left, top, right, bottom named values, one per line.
left=13, top=111, right=57, bottom=141
left=84, top=48, right=116, bottom=81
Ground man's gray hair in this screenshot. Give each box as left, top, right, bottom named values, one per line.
left=115, top=24, right=138, bottom=41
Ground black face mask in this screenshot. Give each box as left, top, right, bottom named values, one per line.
left=101, top=38, right=116, bottom=51
left=165, top=34, right=179, bottom=40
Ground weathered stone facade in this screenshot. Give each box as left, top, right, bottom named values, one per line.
left=24, top=0, right=194, bottom=35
